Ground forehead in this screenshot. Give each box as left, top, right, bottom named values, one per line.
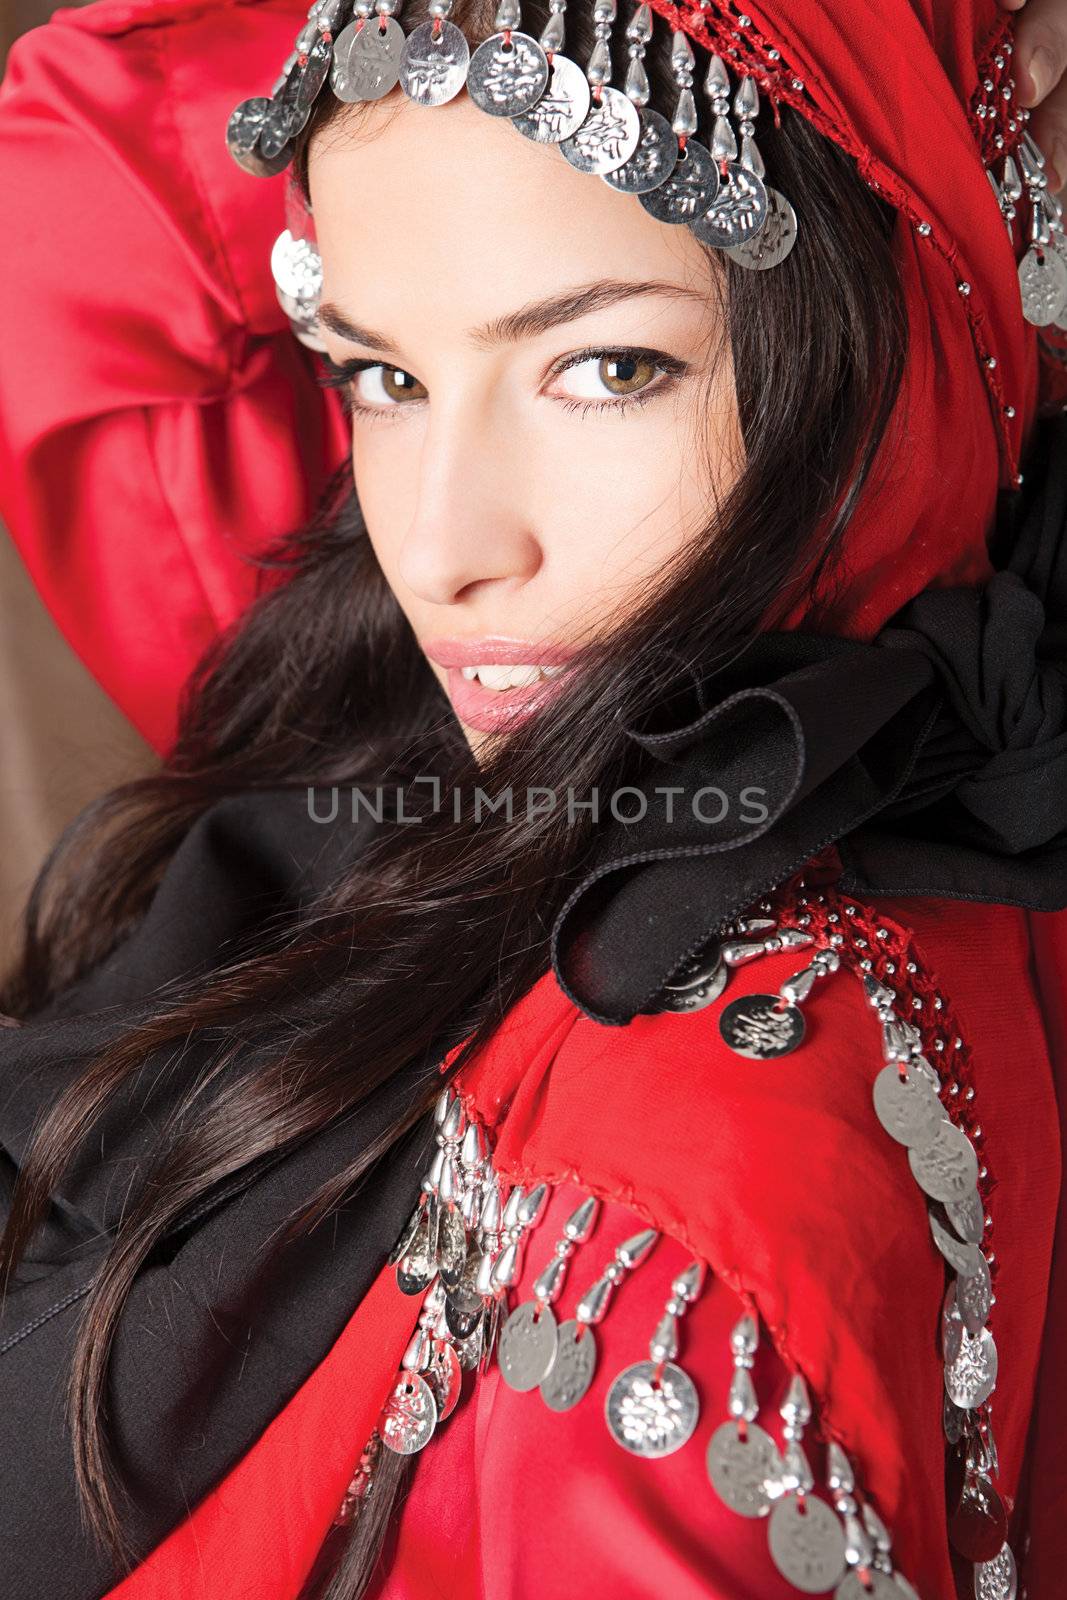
left=307, top=94, right=715, bottom=340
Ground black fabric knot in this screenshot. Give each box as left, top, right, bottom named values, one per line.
left=551, top=412, right=1067, bottom=1025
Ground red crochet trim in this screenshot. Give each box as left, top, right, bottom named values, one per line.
left=649, top=0, right=1027, bottom=485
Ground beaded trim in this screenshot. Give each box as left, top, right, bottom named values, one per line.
left=330, top=882, right=1017, bottom=1598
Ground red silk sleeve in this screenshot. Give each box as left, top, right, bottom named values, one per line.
left=0, top=0, right=348, bottom=754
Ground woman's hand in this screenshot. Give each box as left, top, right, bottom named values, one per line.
left=999, top=0, right=1067, bottom=189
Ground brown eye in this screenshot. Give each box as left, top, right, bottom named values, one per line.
left=352, top=366, right=428, bottom=408
left=597, top=354, right=657, bottom=396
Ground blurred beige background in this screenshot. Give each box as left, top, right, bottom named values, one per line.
left=1, top=0, right=157, bottom=963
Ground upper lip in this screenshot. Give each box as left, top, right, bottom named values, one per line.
left=423, top=636, right=578, bottom=669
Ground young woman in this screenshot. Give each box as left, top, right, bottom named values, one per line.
left=1, top=0, right=1067, bottom=1597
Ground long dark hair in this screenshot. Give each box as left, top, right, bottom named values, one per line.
left=0, top=0, right=908, bottom=1593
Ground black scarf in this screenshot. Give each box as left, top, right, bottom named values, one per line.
left=2, top=412, right=1066, bottom=1597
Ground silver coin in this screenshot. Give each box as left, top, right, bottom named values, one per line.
left=706, top=1421, right=782, bottom=1518
left=498, top=1300, right=558, bottom=1391
left=227, top=97, right=294, bottom=177
left=437, top=1205, right=467, bottom=1288
left=1019, top=245, right=1067, bottom=326
left=603, top=107, right=678, bottom=195
left=873, top=1064, right=948, bottom=1149
left=719, top=994, right=805, bottom=1059
left=835, top=1573, right=900, bottom=1600
left=399, top=20, right=470, bottom=107
left=331, top=16, right=404, bottom=102
left=908, top=1120, right=980, bottom=1203
left=943, top=1391, right=967, bottom=1445
left=425, top=1338, right=463, bottom=1420
left=908, top=1053, right=941, bottom=1089
left=942, top=1281, right=964, bottom=1365
left=768, top=1494, right=848, bottom=1593
left=945, top=1187, right=985, bottom=1245
left=692, top=161, right=770, bottom=250
left=725, top=186, right=798, bottom=269
left=606, top=1359, right=699, bottom=1458
left=270, top=229, right=323, bottom=305
left=445, top=1247, right=484, bottom=1322
left=511, top=54, right=590, bottom=143
left=396, top=1209, right=437, bottom=1295
left=930, top=1212, right=985, bottom=1278
left=295, top=33, right=333, bottom=116
left=560, top=86, right=641, bottom=176
left=540, top=1318, right=597, bottom=1411
left=945, top=1325, right=998, bottom=1409
left=468, top=31, right=549, bottom=117
left=639, top=139, right=719, bottom=225
left=956, top=1252, right=993, bottom=1336
left=380, top=1373, right=438, bottom=1455
left=974, top=1543, right=1018, bottom=1600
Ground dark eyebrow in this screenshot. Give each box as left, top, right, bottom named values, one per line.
left=316, top=279, right=707, bottom=354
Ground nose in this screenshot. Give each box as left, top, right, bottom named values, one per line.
left=397, top=391, right=543, bottom=607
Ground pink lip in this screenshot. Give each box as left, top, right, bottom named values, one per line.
left=422, top=637, right=577, bottom=736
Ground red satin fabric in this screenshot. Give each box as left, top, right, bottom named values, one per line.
left=100, top=891, right=1061, bottom=1599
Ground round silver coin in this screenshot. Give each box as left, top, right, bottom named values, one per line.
left=396, top=1212, right=436, bottom=1295
left=768, top=1494, right=848, bottom=1593
left=468, top=31, right=549, bottom=117
left=873, top=1064, right=947, bottom=1149
left=226, top=97, right=274, bottom=173
left=425, top=1339, right=463, bottom=1421
left=1019, top=245, right=1067, bottom=326
left=605, top=1360, right=700, bottom=1458
left=454, top=1320, right=483, bottom=1371
left=908, top=1119, right=980, bottom=1204
left=930, top=1212, right=985, bottom=1278
left=692, top=161, right=770, bottom=250
left=380, top=1373, right=438, bottom=1455
left=835, top=1573, right=900, bottom=1600
left=706, top=1421, right=782, bottom=1518
left=945, top=1186, right=986, bottom=1246
left=399, top=20, right=470, bottom=107
left=956, top=1251, right=993, bottom=1337
left=724, top=186, right=798, bottom=269
left=560, top=86, right=641, bottom=176
left=603, top=107, right=678, bottom=195
left=498, top=1300, right=559, bottom=1391
left=653, top=941, right=728, bottom=1013
left=945, top=1325, right=998, bottom=1409
left=331, top=16, right=404, bottom=102
left=974, top=1542, right=1017, bottom=1600
left=540, top=1318, right=597, bottom=1411
left=511, top=54, right=590, bottom=143
left=639, top=138, right=719, bottom=225
left=719, top=994, right=805, bottom=1059
left=295, top=33, right=333, bottom=116
left=270, top=229, right=323, bottom=306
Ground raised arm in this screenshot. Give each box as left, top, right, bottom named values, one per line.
left=0, top=0, right=348, bottom=753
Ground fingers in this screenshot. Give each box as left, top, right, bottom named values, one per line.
left=997, top=0, right=1067, bottom=191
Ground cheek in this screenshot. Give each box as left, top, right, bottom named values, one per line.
left=350, top=427, right=419, bottom=582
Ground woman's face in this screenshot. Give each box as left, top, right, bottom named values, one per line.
left=309, top=94, right=743, bottom=756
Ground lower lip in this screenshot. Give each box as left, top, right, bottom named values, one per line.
left=446, top=666, right=569, bottom=734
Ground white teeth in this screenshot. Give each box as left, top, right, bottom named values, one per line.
left=458, top=663, right=567, bottom=691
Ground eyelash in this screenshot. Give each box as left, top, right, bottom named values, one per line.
left=315, top=347, right=688, bottom=422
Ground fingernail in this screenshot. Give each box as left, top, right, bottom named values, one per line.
left=1024, top=45, right=1056, bottom=105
